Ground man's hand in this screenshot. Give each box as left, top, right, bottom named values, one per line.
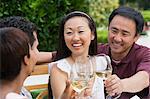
left=104, top=74, right=123, bottom=96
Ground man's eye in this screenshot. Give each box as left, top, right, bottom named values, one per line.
left=122, top=32, right=129, bottom=36
left=111, top=30, right=117, bottom=34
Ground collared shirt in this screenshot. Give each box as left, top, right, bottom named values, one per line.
left=98, top=43, right=150, bottom=99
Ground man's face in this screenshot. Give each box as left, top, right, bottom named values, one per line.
left=32, top=31, right=39, bottom=52
left=28, top=31, right=39, bottom=73
left=108, top=15, right=139, bottom=57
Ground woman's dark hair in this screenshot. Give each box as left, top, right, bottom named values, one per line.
left=0, top=27, right=30, bottom=81
left=0, top=16, right=37, bottom=46
left=55, top=11, right=97, bottom=61
left=109, top=6, right=144, bottom=35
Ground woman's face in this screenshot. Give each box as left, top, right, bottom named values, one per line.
left=64, top=16, right=94, bottom=57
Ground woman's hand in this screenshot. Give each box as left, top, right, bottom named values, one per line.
left=61, top=78, right=94, bottom=99
left=61, top=80, right=77, bottom=99
left=76, top=77, right=94, bottom=98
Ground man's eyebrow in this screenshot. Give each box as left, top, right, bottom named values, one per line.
left=111, top=27, right=118, bottom=30
left=111, top=27, right=130, bottom=33
left=122, top=30, right=130, bottom=33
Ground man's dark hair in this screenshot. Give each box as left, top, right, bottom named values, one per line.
left=0, top=27, right=30, bottom=81
left=109, top=6, right=144, bottom=35
left=56, top=11, right=97, bottom=60
left=0, top=16, right=37, bottom=46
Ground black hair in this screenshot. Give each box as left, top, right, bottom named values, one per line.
left=56, top=11, right=97, bottom=60
left=0, top=16, right=37, bottom=46
left=109, top=6, right=144, bottom=35
left=0, top=27, right=30, bottom=81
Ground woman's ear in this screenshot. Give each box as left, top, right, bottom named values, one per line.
left=23, top=55, right=30, bottom=66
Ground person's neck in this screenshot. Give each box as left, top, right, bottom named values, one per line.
left=111, top=53, right=125, bottom=61
left=0, top=78, right=22, bottom=98
left=110, top=45, right=134, bottom=61
left=0, top=69, right=27, bottom=99
left=111, top=48, right=131, bottom=61
left=71, top=54, right=88, bottom=61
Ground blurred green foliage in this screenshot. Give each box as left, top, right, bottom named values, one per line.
left=89, top=0, right=119, bottom=27
left=119, top=0, right=150, bottom=10
left=1, top=0, right=148, bottom=51
left=0, top=0, right=119, bottom=51
left=0, top=0, right=90, bottom=51
left=142, top=10, right=150, bottom=22
left=97, top=29, right=108, bottom=43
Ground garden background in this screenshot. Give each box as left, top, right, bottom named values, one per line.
left=1, top=0, right=150, bottom=51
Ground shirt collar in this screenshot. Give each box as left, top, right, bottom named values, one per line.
left=107, top=43, right=137, bottom=64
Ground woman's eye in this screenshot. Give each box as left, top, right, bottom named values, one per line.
left=79, top=31, right=84, bottom=33
left=66, top=32, right=72, bottom=34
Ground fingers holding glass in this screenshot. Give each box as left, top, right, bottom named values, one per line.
left=105, top=74, right=122, bottom=98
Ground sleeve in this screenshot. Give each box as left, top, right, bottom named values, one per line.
left=56, top=59, right=71, bottom=78
left=48, top=62, right=56, bottom=74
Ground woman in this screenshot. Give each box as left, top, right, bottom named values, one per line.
left=0, top=27, right=37, bottom=99
left=50, top=11, right=105, bottom=99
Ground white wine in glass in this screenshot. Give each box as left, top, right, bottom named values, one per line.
left=96, top=69, right=112, bottom=80
left=94, top=54, right=115, bottom=99
left=70, top=56, right=94, bottom=93
left=95, top=54, right=112, bottom=80
left=71, top=78, right=88, bottom=93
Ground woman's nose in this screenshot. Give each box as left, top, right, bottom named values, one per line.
left=73, top=33, right=80, bottom=41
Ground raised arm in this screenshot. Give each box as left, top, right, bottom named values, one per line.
left=37, top=52, right=53, bottom=64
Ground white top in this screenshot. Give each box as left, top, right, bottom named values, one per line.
left=20, top=87, right=32, bottom=99
left=49, top=55, right=110, bottom=99
left=6, top=92, right=28, bottom=99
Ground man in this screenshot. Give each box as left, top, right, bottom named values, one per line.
left=98, top=6, right=150, bottom=98
left=0, top=16, right=53, bottom=64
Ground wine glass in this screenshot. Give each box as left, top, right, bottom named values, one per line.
left=95, top=54, right=112, bottom=81
left=70, top=56, right=94, bottom=97
left=94, top=54, right=120, bottom=99
left=94, top=54, right=121, bottom=99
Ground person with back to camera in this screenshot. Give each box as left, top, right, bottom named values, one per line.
left=98, top=6, right=150, bottom=99
left=49, top=11, right=112, bottom=99
left=0, top=27, right=37, bottom=99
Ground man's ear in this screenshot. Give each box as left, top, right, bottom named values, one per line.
left=24, top=55, right=30, bottom=66
left=134, top=33, right=140, bottom=42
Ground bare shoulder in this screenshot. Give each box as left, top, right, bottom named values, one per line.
left=50, top=63, right=68, bottom=80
